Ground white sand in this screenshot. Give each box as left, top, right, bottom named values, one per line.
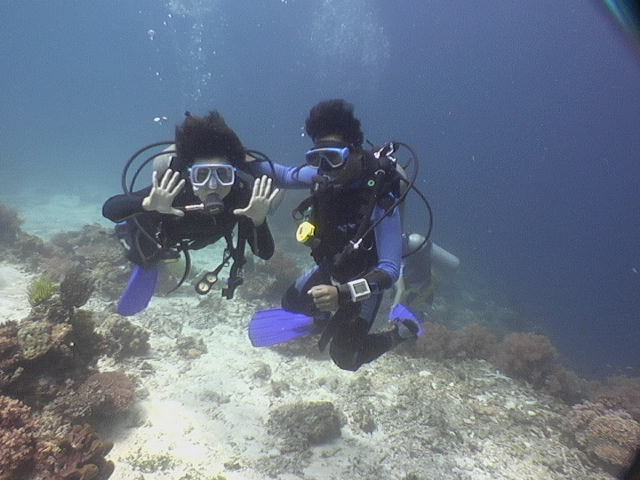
left=0, top=263, right=33, bottom=324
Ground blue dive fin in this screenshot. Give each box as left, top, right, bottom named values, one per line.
left=249, top=308, right=316, bottom=347
left=117, top=264, right=159, bottom=316
left=389, top=303, right=426, bottom=337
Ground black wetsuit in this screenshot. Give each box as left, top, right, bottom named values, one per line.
left=280, top=153, right=403, bottom=371
left=102, top=179, right=274, bottom=267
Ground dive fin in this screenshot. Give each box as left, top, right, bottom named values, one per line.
left=389, top=303, right=426, bottom=337
left=249, top=308, right=316, bottom=347
left=117, top=264, right=159, bottom=316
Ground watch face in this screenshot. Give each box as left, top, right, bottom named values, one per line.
left=352, top=281, right=369, bottom=295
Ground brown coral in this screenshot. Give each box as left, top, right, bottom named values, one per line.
left=568, top=400, right=640, bottom=470
left=412, top=321, right=455, bottom=360
left=594, top=375, right=640, bottom=422
left=0, top=395, right=37, bottom=479
left=449, top=323, right=498, bottom=360
left=59, top=265, right=95, bottom=311
left=0, top=321, right=22, bottom=389
left=77, top=371, right=137, bottom=417
left=98, top=314, right=149, bottom=359
left=495, top=332, right=557, bottom=387
left=37, top=423, right=114, bottom=480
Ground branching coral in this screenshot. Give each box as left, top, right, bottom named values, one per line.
left=0, top=395, right=37, bottom=479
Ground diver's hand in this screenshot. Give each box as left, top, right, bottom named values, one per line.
left=142, top=169, right=185, bottom=216
left=307, top=284, right=339, bottom=312
left=233, top=175, right=280, bottom=226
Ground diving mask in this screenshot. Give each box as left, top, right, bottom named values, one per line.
left=305, top=146, right=350, bottom=170
left=189, top=163, right=236, bottom=189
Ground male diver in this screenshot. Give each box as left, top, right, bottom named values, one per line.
left=103, top=111, right=280, bottom=315
left=249, top=99, right=425, bottom=371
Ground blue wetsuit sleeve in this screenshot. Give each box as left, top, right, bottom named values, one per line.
left=336, top=202, right=402, bottom=303
left=252, top=161, right=316, bottom=188
left=368, top=202, right=402, bottom=287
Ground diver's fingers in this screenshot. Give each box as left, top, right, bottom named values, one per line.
left=169, top=178, right=185, bottom=197
left=232, top=207, right=247, bottom=216
left=151, top=170, right=159, bottom=189
left=252, top=177, right=261, bottom=199
left=159, top=169, right=172, bottom=190
left=307, top=285, right=329, bottom=298
left=268, top=187, right=280, bottom=203
left=258, top=175, right=270, bottom=197
left=165, top=170, right=180, bottom=191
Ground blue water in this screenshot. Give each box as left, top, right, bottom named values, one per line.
left=1, top=1, right=638, bottom=377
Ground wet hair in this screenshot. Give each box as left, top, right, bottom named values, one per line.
left=305, top=99, right=364, bottom=147
left=174, top=111, right=245, bottom=170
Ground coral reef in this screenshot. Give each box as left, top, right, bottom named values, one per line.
left=50, top=225, right=129, bottom=301
left=176, top=335, right=208, bottom=359
left=0, top=202, right=23, bottom=244
left=242, top=250, right=302, bottom=303
left=36, top=424, right=114, bottom=480
left=412, top=320, right=456, bottom=360
left=0, top=321, right=21, bottom=390
left=495, top=332, right=557, bottom=388
left=97, top=314, right=150, bottom=359
left=567, top=400, right=640, bottom=471
left=9, top=233, right=68, bottom=274
left=59, top=265, right=95, bottom=311
left=77, top=371, right=137, bottom=417
left=16, top=319, right=71, bottom=361
left=449, top=322, right=498, bottom=360
left=0, top=395, right=37, bottom=479
left=268, top=401, right=343, bottom=452
left=543, top=364, right=593, bottom=405
left=27, top=275, right=58, bottom=307
left=408, top=320, right=593, bottom=407
left=593, top=375, right=640, bottom=422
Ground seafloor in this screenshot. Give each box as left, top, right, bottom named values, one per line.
left=0, top=194, right=637, bottom=480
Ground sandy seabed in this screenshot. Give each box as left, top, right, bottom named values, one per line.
left=0, top=194, right=617, bottom=480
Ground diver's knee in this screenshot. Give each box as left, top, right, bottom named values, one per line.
left=329, top=342, right=362, bottom=372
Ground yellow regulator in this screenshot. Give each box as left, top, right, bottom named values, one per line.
left=296, top=221, right=316, bottom=244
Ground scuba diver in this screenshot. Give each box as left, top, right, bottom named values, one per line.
left=249, top=99, right=426, bottom=372
left=392, top=233, right=460, bottom=310
left=103, top=111, right=280, bottom=315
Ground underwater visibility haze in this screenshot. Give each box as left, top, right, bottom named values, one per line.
left=1, top=1, right=640, bottom=478
left=1, top=0, right=637, bottom=375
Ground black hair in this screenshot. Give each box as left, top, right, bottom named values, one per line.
left=174, top=111, right=245, bottom=171
left=305, top=99, right=364, bottom=147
